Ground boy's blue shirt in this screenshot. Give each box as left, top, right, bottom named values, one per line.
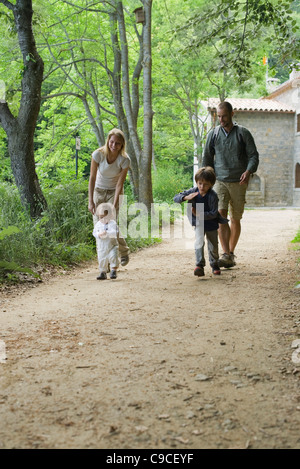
left=173, top=187, right=228, bottom=230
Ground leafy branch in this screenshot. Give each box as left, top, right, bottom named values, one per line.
left=173, top=0, right=299, bottom=80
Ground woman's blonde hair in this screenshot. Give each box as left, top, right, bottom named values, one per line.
left=101, top=128, right=128, bottom=158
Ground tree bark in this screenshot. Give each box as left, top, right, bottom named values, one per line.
left=115, top=3, right=143, bottom=198
left=0, top=0, right=47, bottom=218
left=139, top=0, right=153, bottom=209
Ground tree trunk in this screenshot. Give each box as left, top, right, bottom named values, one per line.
left=115, top=3, right=143, bottom=198
left=0, top=0, right=47, bottom=218
left=108, top=9, right=140, bottom=200
left=139, top=0, right=153, bottom=210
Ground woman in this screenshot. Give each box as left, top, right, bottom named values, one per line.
left=88, top=128, right=130, bottom=266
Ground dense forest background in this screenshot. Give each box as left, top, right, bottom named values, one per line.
left=0, top=0, right=299, bottom=281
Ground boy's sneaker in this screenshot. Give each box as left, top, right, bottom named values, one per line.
left=212, top=265, right=221, bottom=275
left=97, top=272, right=107, bottom=280
left=110, top=270, right=117, bottom=279
left=194, top=266, right=205, bottom=277
left=218, top=253, right=236, bottom=268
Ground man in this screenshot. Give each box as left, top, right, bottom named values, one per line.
left=203, top=101, right=259, bottom=268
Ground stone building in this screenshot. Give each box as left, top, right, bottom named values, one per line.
left=265, top=70, right=300, bottom=206
left=205, top=71, right=300, bottom=207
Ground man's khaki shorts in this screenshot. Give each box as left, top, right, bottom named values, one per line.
left=214, top=181, right=247, bottom=220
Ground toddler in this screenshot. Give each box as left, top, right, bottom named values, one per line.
left=93, top=204, right=119, bottom=280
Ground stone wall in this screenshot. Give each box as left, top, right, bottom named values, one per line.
left=269, top=74, right=300, bottom=207
left=234, top=111, right=295, bottom=207
left=293, top=128, right=300, bottom=206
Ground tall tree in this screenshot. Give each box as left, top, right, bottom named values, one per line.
left=0, top=0, right=47, bottom=218
left=152, top=0, right=299, bottom=175
left=139, top=0, right=153, bottom=208
left=40, top=0, right=154, bottom=208
left=176, top=0, right=299, bottom=83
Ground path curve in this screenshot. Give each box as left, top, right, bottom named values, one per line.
left=0, top=209, right=300, bottom=449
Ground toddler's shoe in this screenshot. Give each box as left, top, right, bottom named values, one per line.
left=97, top=272, right=107, bottom=280
left=110, top=270, right=117, bottom=279
left=194, top=266, right=205, bottom=277
left=121, top=255, right=129, bottom=266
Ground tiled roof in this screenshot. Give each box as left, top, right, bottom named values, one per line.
left=206, top=97, right=295, bottom=113
left=267, top=71, right=300, bottom=99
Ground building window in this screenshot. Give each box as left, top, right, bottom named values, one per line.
left=297, top=114, right=300, bottom=133
left=247, top=174, right=261, bottom=191
left=296, top=163, right=300, bottom=188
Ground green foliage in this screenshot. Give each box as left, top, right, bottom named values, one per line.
left=0, top=179, right=160, bottom=283
left=0, top=260, right=38, bottom=277
left=0, top=225, right=37, bottom=279
left=0, top=129, right=11, bottom=182
left=0, top=181, right=94, bottom=282
left=43, top=180, right=92, bottom=244
left=0, top=226, right=20, bottom=240
left=292, top=230, right=300, bottom=244
left=176, top=0, right=299, bottom=83
left=292, top=229, right=300, bottom=285
left=0, top=0, right=299, bottom=283
left=152, top=162, right=193, bottom=204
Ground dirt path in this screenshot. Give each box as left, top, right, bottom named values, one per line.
left=0, top=209, right=300, bottom=449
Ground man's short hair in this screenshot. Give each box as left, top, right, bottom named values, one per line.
left=218, top=101, right=233, bottom=113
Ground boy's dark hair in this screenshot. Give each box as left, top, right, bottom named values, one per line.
left=195, top=166, right=216, bottom=185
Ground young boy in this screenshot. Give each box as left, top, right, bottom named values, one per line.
left=93, top=204, right=119, bottom=280
left=174, top=166, right=228, bottom=277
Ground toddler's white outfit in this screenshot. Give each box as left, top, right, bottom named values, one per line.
left=93, top=220, right=119, bottom=273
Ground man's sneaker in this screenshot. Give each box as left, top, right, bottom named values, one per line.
left=110, top=270, right=117, bottom=279
left=194, top=266, right=205, bottom=277
left=97, top=272, right=107, bottom=280
left=218, top=253, right=236, bottom=268
left=230, top=252, right=236, bottom=266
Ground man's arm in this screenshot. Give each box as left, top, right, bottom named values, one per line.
left=244, top=129, right=259, bottom=174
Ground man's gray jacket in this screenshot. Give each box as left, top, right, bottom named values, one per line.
left=203, top=124, right=259, bottom=183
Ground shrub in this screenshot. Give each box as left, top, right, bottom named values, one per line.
left=0, top=179, right=161, bottom=282
left=292, top=230, right=300, bottom=244
left=152, top=163, right=193, bottom=203
left=0, top=181, right=95, bottom=281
